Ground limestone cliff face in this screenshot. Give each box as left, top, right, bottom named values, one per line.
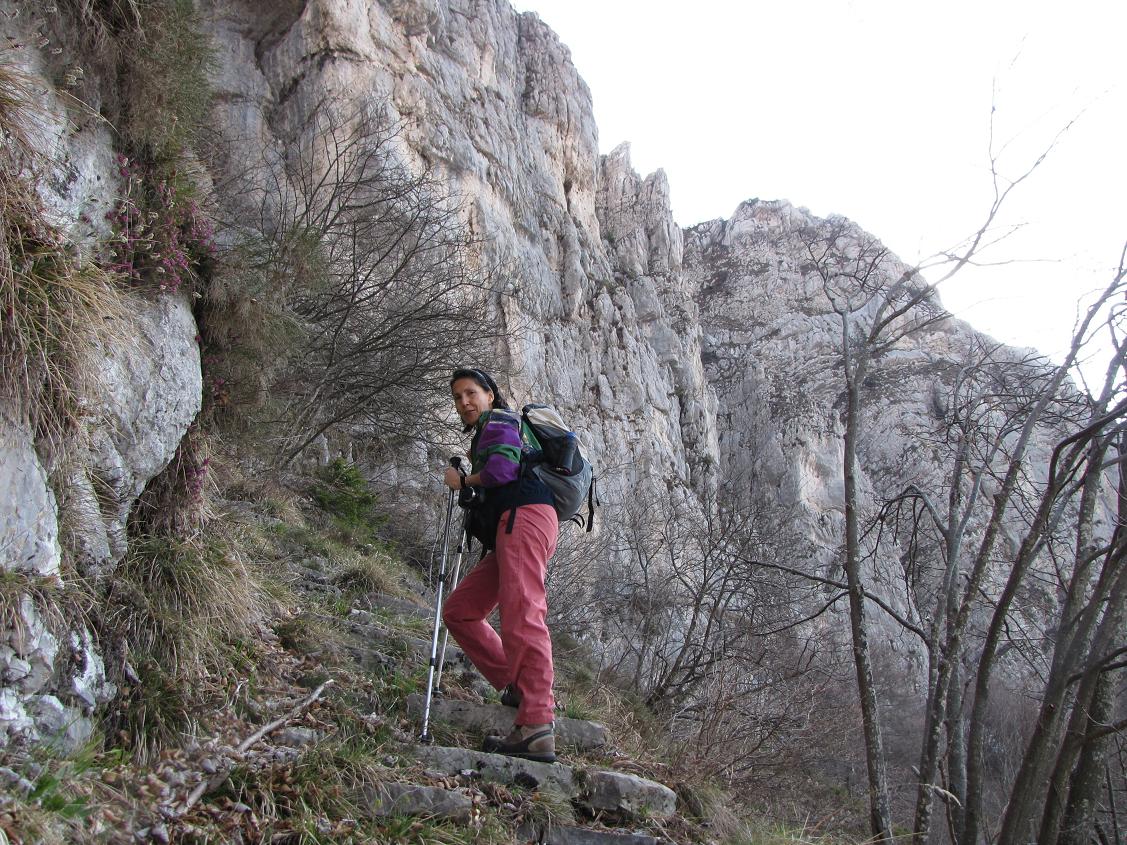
left=685, top=201, right=972, bottom=559
left=683, top=201, right=1077, bottom=664
left=202, top=0, right=718, bottom=492
left=0, top=0, right=1067, bottom=746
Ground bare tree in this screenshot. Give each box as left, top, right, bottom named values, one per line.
left=980, top=265, right=1127, bottom=845
left=785, top=104, right=1096, bottom=842
left=201, top=99, right=505, bottom=462
left=589, top=479, right=843, bottom=787
left=800, top=216, right=952, bottom=842
left=872, top=340, right=1072, bottom=842
left=799, top=246, right=1127, bottom=845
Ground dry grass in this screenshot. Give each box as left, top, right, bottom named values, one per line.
left=0, top=791, right=75, bottom=845
left=0, top=570, right=65, bottom=638
left=59, top=0, right=211, bottom=162
left=0, top=59, right=45, bottom=160
left=0, top=742, right=128, bottom=845
left=99, top=528, right=265, bottom=758
left=119, top=0, right=215, bottom=160
left=558, top=670, right=669, bottom=766
left=127, top=424, right=213, bottom=538
left=0, top=237, right=127, bottom=454
left=0, top=571, right=93, bottom=692
left=330, top=546, right=409, bottom=598
left=65, top=0, right=142, bottom=34
left=521, top=782, right=577, bottom=829
left=108, top=532, right=261, bottom=668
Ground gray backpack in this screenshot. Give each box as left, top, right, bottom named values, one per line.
left=519, top=404, right=597, bottom=531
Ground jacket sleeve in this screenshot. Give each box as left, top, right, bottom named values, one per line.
left=473, top=410, right=523, bottom=487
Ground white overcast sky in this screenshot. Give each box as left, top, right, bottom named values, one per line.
left=511, top=0, right=1126, bottom=374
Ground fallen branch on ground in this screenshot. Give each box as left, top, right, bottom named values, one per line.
left=177, top=678, right=335, bottom=815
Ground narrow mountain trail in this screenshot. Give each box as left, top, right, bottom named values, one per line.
left=133, top=555, right=704, bottom=844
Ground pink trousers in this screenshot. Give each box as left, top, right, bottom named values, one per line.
left=442, top=504, right=558, bottom=725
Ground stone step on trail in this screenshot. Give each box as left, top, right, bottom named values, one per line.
left=517, top=822, right=662, bottom=845
left=413, top=745, right=677, bottom=822
left=347, top=607, right=422, bottom=631
left=359, top=777, right=664, bottom=843
left=580, top=769, right=676, bottom=820
left=398, top=632, right=465, bottom=665
left=406, top=694, right=607, bottom=751
left=343, top=644, right=395, bottom=673
left=318, top=612, right=466, bottom=665
left=415, top=743, right=574, bottom=794
left=360, top=782, right=473, bottom=823
left=354, top=594, right=434, bottom=622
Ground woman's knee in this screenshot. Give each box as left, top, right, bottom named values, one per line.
left=442, top=589, right=482, bottom=628
left=441, top=598, right=464, bottom=628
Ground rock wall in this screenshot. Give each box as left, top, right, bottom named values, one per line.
left=683, top=201, right=1077, bottom=665
left=0, top=0, right=202, bottom=747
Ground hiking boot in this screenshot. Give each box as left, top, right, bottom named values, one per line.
left=482, top=723, right=555, bottom=763
left=499, top=683, right=522, bottom=708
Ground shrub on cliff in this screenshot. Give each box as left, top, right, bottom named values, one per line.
left=203, top=99, right=506, bottom=463
left=59, top=0, right=214, bottom=163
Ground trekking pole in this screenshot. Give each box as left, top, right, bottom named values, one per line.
left=434, top=519, right=470, bottom=693
left=419, top=458, right=459, bottom=744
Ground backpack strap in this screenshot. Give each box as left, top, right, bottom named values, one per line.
left=505, top=505, right=518, bottom=535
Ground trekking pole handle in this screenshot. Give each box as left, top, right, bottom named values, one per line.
left=449, top=455, right=467, bottom=485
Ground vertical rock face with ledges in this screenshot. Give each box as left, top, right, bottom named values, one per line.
left=596, top=144, right=718, bottom=491
left=201, top=0, right=719, bottom=494
left=687, top=202, right=944, bottom=527
left=688, top=201, right=876, bottom=550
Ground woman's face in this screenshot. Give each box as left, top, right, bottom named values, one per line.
left=451, top=377, right=494, bottom=428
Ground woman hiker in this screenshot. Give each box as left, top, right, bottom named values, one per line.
left=440, top=368, right=559, bottom=763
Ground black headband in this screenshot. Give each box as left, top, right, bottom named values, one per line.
left=451, top=368, right=499, bottom=398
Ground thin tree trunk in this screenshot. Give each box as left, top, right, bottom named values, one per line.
left=960, top=440, right=1082, bottom=844
left=999, top=435, right=1127, bottom=845
left=1057, top=670, right=1117, bottom=845
left=960, top=272, right=1123, bottom=845
left=1104, top=751, right=1122, bottom=845
left=914, top=435, right=979, bottom=843
left=912, top=635, right=948, bottom=842
left=842, top=337, right=894, bottom=842
left=945, top=659, right=969, bottom=844
left=912, top=525, right=967, bottom=843
left=1057, top=437, right=1127, bottom=845
left=1037, top=445, right=1121, bottom=845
